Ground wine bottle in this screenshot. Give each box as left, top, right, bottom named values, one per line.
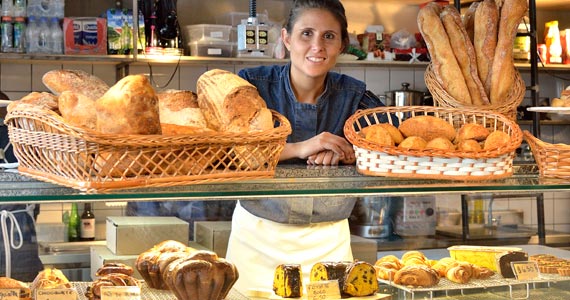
left=68, top=203, right=80, bottom=242
left=80, top=203, right=96, bottom=241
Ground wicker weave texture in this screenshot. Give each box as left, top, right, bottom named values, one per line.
left=5, top=106, right=291, bottom=192
left=343, top=106, right=523, bottom=181
left=524, top=130, right=570, bottom=179
left=425, top=64, right=526, bottom=121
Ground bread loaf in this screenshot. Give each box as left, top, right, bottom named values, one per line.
left=310, top=262, right=349, bottom=295
left=42, top=69, right=109, bottom=100
left=342, top=261, right=379, bottom=297
left=441, top=5, right=489, bottom=106
left=7, top=92, right=58, bottom=114
left=273, top=264, right=303, bottom=298
left=96, top=74, right=161, bottom=135
left=197, top=69, right=269, bottom=133
left=0, top=277, right=31, bottom=299
left=418, top=3, right=471, bottom=104
left=157, top=89, right=212, bottom=135
left=58, top=90, right=97, bottom=130
left=489, top=0, right=528, bottom=104
left=463, top=1, right=479, bottom=44
left=474, top=0, right=499, bottom=97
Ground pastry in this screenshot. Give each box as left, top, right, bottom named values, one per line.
left=445, top=263, right=472, bottom=284
left=342, top=261, right=379, bottom=297
left=417, top=2, right=471, bottom=104
left=483, top=131, right=511, bottom=150
left=393, top=265, right=439, bottom=287
left=374, top=261, right=401, bottom=280
left=426, top=137, right=454, bottom=150
left=85, top=273, right=139, bottom=300
left=432, top=257, right=458, bottom=277
left=361, top=124, right=395, bottom=146
left=273, top=264, right=303, bottom=298
left=95, top=262, right=134, bottom=277
left=496, top=251, right=528, bottom=278
left=472, top=265, right=495, bottom=279
left=30, top=268, right=72, bottom=290
left=398, top=136, right=427, bottom=150
left=457, top=139, right=482, bottom=152
left=457, top=123, right=490, bottom=141
left=310, top=261, right=350, bottom=295
left=398, top=115, right=456, bottom=142
left=0, top=277, right=31, bottom=300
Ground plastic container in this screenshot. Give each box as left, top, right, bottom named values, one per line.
left=187, top=40, right=234, bottom=57
left=184, top=24, right=232, bottom=42
left=448, top=245, right=523, bottom=271
left=216, top=11, right=269, bottom=27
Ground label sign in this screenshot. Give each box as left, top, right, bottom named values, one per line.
left=306, top=280, right=341, bottom=300
left=0, top=289, right=20, bottom=300
left=100, top=286, right=141, bottom=300
left=512, top=261, right=540, bottom=280
left=36, top=288, right=77, bottom=300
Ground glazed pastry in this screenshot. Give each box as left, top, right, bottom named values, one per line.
left=95, top=262, right=134, bottom=277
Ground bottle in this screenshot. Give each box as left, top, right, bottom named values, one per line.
left=25, top=15, right=37, bottom=53
left=1, top=0, right=13, bottom=17
left=49, top=17, right=62, bottom=54
left=37, top=16, right=48, bottom=53
left=68, top=203, right=80, bottom=242
left=13, top=16, right=25, bottom=53
left=80, top=203, right=95, bottom=241
left=1, top=16, right=13, bottom=53
left=13, top=0, right=26, bottom=17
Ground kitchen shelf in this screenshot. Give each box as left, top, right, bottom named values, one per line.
left=0, top=164, right=568, bottom=204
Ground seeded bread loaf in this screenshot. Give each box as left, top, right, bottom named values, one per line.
left=42, top=69, right=109, bottom=100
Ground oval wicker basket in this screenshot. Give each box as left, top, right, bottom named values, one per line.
left=4, top=104, right=291, bottom=192
left=344, top=106, right=523, bottom=181
left=425, top=64, right=526, bottom=121
left=524, top=130, right=570, bottom=179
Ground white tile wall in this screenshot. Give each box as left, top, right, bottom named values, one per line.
left=3, top=61, right=570, bottom=239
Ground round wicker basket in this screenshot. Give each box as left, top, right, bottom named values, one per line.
left=425, top=64, right=526, bottom=121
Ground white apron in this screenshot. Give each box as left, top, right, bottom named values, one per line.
left=225, top=201, right=353, bottom=295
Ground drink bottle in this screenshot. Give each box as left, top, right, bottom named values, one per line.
left=68, top=203, right=80, bottom=242
left=80, top=203, right=96, bottom=241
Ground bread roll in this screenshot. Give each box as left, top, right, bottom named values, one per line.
left=42, top=69, right=109, bottom=100
left=197, top=69, right=268, bottom=133
left=474, top=0, right=499, bottom=97
left=58, top=90, right=97, bottom=130
left=489, top=0, right=528, bottom=104
left=398, top=115, right=456, bottom=142
left=418, top=3, right=471, bottom=104
left=157, top=89, right=212, bottom=135
left=456, top=123, right=490, bottom=141
left=441, top=5, right=489, bottom=106
left=96, top=74, right=161, bottom=135
left=457, top=139, right=482, bottom=151
left=426, top=137, right=454, bottom=150
left=398, top=136, right=427, bottom=150
left=483, top=131, right=511, bottom=150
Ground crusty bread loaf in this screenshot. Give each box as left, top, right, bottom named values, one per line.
left=463, top=1, right=479, bottom=44
left=96, top=74, right=161, bottom=135
left=489, top=0, right=528, bottom=104
left=196, top=69, right=268, bottom=133
left=0, top=277, right=31, bottom=299
left=42, top=69, right=109, bottom=100
left=474, top=0, right=499, bottom=97
left=58, top=90, right=97, bottom=130
left=7, top=92, right=58, bottom=114
left=157, top=89, right=212, bottom=135
left=440, top=5, right=489, bottom=106
left=417, top=3, right=471, bottom=104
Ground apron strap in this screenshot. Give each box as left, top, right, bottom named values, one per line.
left=0, top=204, right=36, bottom=278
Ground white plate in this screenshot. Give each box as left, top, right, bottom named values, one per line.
left=527, top=106, right=570, bottom=115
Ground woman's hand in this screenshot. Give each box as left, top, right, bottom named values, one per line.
left=280, top=132, right=355, bottom=165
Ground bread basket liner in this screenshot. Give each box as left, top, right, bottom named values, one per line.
left=344, top=106, right=523, bottom=181
left=425, top=63, right=526, bottom=121
left=4, top=104, right=291, bottom=192
left=523, top=130, right=570, bottom=179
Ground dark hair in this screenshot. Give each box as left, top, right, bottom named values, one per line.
left=284, top=0, right=349, bottom=51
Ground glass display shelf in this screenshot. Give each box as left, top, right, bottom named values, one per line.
left=0, top=164, right=569, bottom=204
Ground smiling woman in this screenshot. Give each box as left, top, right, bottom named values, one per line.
left=225, top=0, right=387, bottom=294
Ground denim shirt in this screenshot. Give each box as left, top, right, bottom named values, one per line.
left=238, top=63, right=384, bottom=224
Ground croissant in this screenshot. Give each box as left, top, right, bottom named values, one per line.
left=374, top=261, right=401, bottom=280
left=445, top=264, right=472, bottom=284
left=393, top=265, right=439, bottom=287
left=375, top=255, right=403, bottom=269
left=432, top=257, right=459, bottom=277
left=472, top=265, right=495, bottom=279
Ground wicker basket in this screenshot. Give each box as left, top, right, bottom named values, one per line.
left=523, top=130, right=570, bottom=179
left=344, top=106, right=523, bottom=181
left=425, top=64, right=526, bottom=121
left=4, top=105, right=291, bottom=192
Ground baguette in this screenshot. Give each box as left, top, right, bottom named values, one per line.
left=418, top=3, right=471, bottom=104
left=441, top=5, right=489, bottom=106
left=463, top=1, right=479, bottom=44
left=489, top=0, right=528, bottom=104
left=474, top=0, right=499, bottom=97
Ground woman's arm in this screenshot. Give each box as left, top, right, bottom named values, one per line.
left=279, top=132, right=355, bottom=165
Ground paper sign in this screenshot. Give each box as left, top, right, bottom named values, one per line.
left=306, top=280, right=341, bottom=300
left=35, top=288, right=77, bottom=300
left=100, top=286, right=141, bottom=300
left=512, top=261, right=540, bottom=280
left=0, top=289, right=20, bottom=300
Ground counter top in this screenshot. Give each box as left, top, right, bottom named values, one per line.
left=0, top=164, right=569, bottom=203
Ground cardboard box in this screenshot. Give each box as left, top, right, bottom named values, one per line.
left=194, top=221, right=231, bottom=258
left=106, top=216, right=189, bottom=255
left=63, top=17, right=107, bottom=55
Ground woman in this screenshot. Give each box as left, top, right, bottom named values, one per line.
left=226, top=0, right=384, bottom=294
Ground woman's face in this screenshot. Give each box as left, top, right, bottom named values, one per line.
left=282, top=8, right=344, bottom=80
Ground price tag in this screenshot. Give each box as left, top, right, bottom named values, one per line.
left=306, top=280, right=341, bottom=300
left=512, top=261, right=540, bottom=280
left=35, top=288, right=77, bottom=300
left=0, top=289, right=20, bottom=300
left=100, top=286, right=141, bottom=300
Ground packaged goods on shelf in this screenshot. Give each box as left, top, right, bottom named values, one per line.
left=106, top=8, right=145, bottom=55
left=63, top=17, right=107, bottom=55
left=186, top=40, right=234, bottom=57
left=183, top=24, right=232, bottom=43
